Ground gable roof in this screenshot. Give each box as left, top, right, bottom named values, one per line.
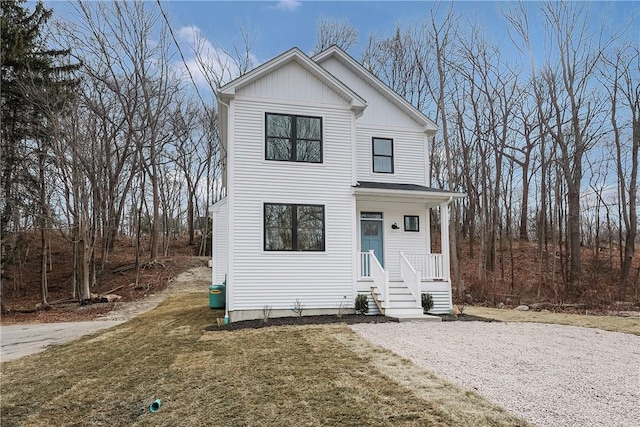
left=217, top=47, right=367, bottom=114
left=313, top=46, right=438, bottom=135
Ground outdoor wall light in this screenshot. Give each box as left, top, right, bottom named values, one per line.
left=391, top=223, right=400, bottom=230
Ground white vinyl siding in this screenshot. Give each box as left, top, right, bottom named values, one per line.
left=317, top=57, right=429, bottom=185
left=357, top=201, right=428, bottom=280
left=319, top=57, right=423, bottom=129
left=421, top=282, right=452, bottom=314
left=230, top=93, right=354, bottom=311
left=211, top=198, right=228, bottom=285
left=357, top=126, right=426, bottom=184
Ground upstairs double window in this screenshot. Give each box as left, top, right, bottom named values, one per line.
left=265, top=113, right=322, bottom=163
left=372, top=137, right=394, bottom=173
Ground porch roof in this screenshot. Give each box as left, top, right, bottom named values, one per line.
left=353, top=181, right=465, bottom=205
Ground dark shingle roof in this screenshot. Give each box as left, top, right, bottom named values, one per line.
left=354, top=181, right=458, bottom=194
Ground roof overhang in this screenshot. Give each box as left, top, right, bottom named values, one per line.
left=313, top=46, right=438, bottom=135
left=353, top=181, right=465, bottom=207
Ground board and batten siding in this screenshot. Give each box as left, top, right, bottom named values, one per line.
left=357, top=200, right=429, bottom=280
left=229, top=88, right=355, bottom=312
left=211, top=197, right=228, bottom=285
left=236, top=60, right=348, bottom=106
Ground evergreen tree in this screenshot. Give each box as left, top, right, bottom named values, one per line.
left=1, top=0, right=78, bottom=311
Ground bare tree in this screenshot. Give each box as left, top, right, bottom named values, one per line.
left=425, top=6, right=463, bottom=298
left=70, top=0, right=179, bottom=262
left=313, top=17, right=358, bottom=54
left=190, top=24, right=258, bottom=89
left=603, top=44, right=639, bottom=298
left=506, top=2, right=608, bottom=295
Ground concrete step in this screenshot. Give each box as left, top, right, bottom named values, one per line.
left=384, top=307, right=425, bottom=317
left=388, top=313, right=442, bottom=322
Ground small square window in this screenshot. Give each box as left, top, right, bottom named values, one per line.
left=404, top=215, right=419, bottom=232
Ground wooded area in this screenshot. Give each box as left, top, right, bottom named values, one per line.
left=1, top=1, right=638, bottom=313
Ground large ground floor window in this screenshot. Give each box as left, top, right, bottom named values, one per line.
left=264, top=203, right=325, bottom=251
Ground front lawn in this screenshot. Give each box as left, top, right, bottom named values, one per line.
left=465, top=306, right=640, bottom=336
left=1, top=292, right=528, bottom=426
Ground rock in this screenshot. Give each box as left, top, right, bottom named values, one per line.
left=515, top=305, right=530, bottom=311
left=497, top=302, right=505, bottom=309
left=100, top=294, right=122, bottom=303
left=465, top=293, right=473, bottom=303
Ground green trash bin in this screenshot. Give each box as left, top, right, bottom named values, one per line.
left=209, top=284, right=225, bottom=309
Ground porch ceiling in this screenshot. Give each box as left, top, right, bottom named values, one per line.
left=353, top=181, right=464, bottom=207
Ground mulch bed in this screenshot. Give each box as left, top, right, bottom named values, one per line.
left=205, top=314, right=399, bottom=331
left=206, top=312, right=501, bottom=331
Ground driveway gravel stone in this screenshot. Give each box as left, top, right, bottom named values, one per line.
left=350, top=321, right=640, bottom=427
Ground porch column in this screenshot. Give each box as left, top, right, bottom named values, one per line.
left=440, top=202, right=451, bottom=280
left=425, top=207, right=431, bottom=253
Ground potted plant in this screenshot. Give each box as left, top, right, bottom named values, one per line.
left=355, top=294, right=369, bottom=314
left=421, top=293, right=434, bottom=314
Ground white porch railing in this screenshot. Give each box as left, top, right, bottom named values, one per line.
left=403, top=253, right=445, bottom=280
left=361, top=250, right=389, bottom=308
left=399, top=252, right=421, bottom=301
left=360, top=251, right=371, bottom=278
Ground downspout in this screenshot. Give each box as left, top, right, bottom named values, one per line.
left=217, top=93, right=231, bottom=324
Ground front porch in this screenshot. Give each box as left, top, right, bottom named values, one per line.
left=354, top=181, right=463, bottom=318
left=359, top=251, right=452, bottom=316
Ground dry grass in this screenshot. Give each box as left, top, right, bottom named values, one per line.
left=465, top=306, right=640, bottom=336
left=1, top=292, right=528, bottom=426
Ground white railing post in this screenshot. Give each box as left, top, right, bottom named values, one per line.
left=367, top=250, right=388, bottom=308
left=383, top=270, right=389, bottom=309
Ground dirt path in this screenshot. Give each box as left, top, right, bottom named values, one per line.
left=97, top=266, right=211, bottom=322
left=1, top=266, right=211, bottom=362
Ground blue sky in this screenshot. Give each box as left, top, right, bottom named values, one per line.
left=161, top=0, right=636, bottom=61
left=42, top=0, right=638, bottom=89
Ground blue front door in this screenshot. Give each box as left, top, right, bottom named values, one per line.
left=361, top=219, right=384, bottom=267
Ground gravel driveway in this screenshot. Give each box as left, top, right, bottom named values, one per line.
left=350, top=322, right=640, bottom=427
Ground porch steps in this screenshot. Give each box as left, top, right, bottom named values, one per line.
left=371, top=285, right=437, bottom=319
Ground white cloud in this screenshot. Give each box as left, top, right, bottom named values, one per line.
left=274, top=0, right=301, bottom=11
left=174, top=25, right=245, bottom=89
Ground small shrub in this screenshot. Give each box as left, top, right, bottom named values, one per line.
left=421, top=293, right=434, bottom=314
left=355, top=294, right=369, bottom=314
left=262, top=305, right=272, bottom=323
left=291, top=299, right=304, bottom=317
left=337, top=296, right=348, bottom=318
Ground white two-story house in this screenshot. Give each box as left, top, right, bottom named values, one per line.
left=211, top=46, right=463, bottom=322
